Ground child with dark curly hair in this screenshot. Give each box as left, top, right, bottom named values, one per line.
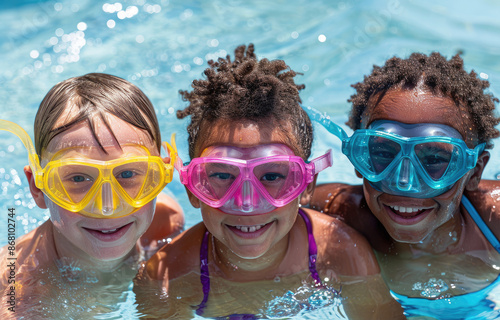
left=309, top=52, right=500, bottom=319
left=134, top=44, right=405, bottom=319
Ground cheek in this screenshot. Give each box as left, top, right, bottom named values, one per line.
left=45, top=196, right=81, bottom=230
left=200, top=203, right=222, bottom=229
left=277, top=198, right=300, bottom=227
left=134, top=199, right=156, bottom=233
left=434, top=176, right=468, bottom=213
left=45, top=199, right=83, bottom=234
left=362, top=180, right=382, bottom=209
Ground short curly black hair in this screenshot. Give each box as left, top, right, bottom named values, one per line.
left=348, top=52, right=500, bottom=148
left=177, top=44, right=312, bottom=159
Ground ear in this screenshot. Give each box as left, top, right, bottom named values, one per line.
left=161, top=156, right=171, bottom=165
left=355, top=169, right=363, bottom=179
left=465, top=151, right=490, bottom=191
left=185, top=186, right=201, bottom=208
left=300, top=174, right=318, bottom=206
left=24, top=165, right=47, bottom=209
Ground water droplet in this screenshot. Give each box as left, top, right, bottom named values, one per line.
left=412, top=278, right=449, bottom=298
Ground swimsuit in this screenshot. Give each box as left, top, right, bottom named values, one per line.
left=195, top=208, right=322, bottom=318
left=391, top=195, right=500, bottom=319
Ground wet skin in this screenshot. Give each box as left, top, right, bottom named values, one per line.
left=25, top=114, right=158, bottom=270
left=359, top=85, right=488, bottom=247
left=187, top=119, right=304, bottom=272
left=309, top=84, right=500, bottom=297
left=136, top=118, right=405, bottom=319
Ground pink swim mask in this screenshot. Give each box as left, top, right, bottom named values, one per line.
left=175, top=144, right=332, bottom=215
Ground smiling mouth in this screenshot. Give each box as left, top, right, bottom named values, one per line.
left=85, top=224, right=129, bottom=234
left=233, top=223, right=268, bottom=233
left=100, top=228, right=119, bottom=234
left=388, top=205, right=428, bottom=218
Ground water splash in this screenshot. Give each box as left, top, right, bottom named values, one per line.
left=56, top=257, right=99, bottom=283
left=264, top=284, right=342, bottom=319
left=412, top=278, right=449, bottom=298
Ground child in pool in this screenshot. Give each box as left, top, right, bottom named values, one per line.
left=134, top=44, right=405, bottom=319
left=0, top=73, right=183, bottom=318
left=308, top=52, right=500, bottom=319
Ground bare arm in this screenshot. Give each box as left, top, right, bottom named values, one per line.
left=139, top=192, right=185, bottom=258
left=309, top=183, right=389, bottom=246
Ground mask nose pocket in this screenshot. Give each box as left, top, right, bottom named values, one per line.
left=233, top=180, right=259, bottom=212
left=100, top=182, right=116, bottom=216
left=390, top=157, right=422, bottom=193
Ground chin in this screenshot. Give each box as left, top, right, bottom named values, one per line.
left=231, top=246, right=268, bottom=260
left=388, top=227, right=431, bottom=244
left=90, top=243, right=136, bottom=262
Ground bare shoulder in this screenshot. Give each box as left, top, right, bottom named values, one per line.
left=465, top=179, right=500, bottom=238
left=0, top=221, right=55, bottom=290
left=309, top=183, right=388, bottom=244
left=309, top=183, right=365, bottom=216
left=303, top=208, right=379, bottom=277
left=140, top=192, right=185, bottom=253
left=143, top=222, right=206, bottom=281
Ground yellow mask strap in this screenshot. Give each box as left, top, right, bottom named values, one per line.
left=162, top=133, right=182, bottom=169
left=0, top=120, right=44, bottom=188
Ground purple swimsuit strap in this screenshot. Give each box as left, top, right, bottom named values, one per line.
left=298, top=208, right=322, bottom=285
left=195, top=230, right=210, bottom=316
left=195, top=208, right=322, bottom=316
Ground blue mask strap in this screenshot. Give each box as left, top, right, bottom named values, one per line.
left=303, top=106, right=348, bottom=140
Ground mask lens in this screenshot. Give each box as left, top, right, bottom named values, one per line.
left=367, top=136, right=401, bottom=174
left=113, top=160, right=151, bottom=199
left=253, top=161, right=302, bottom=200
left=414, top=142, right=455, bottom=180
left=194, top=162, right=241, bottom=201
left=47, top=164, right=99, bottom=204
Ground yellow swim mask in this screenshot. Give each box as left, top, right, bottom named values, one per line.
left=0, top=119, right=177, bottom=219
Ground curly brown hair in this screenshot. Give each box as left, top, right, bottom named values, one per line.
left=177, top=44, right=312, bottom=159
left=347, top=52, right=500, bottom=148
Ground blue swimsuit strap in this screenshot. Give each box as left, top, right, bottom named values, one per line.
left=462, top=194, right=500, bottom=253
left=195, top=208, right=321, bottom=316
left=391, top=194, right=500, bottom=317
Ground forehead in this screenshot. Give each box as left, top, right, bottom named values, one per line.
left=195, top=119, right=302, bottom=158
left=362, top=87, right=476, bottom=144
left=44, top=113, right=158, bottom=161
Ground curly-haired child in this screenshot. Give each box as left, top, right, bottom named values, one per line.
left=309, top=52, right=500, bottom=319
left=134, top=44, right=405, bottom=319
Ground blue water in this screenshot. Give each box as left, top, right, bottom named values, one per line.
left=0, top=0, right=500, bottom=318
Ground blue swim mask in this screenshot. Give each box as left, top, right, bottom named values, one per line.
left=304, top=106, right=486, bottom=198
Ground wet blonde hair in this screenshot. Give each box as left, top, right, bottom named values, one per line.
left=34, top=73, right=161, bottom=157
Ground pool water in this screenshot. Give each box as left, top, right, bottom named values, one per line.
left=1, top=0, right=500, bottom=319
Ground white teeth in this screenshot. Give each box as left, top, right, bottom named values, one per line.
left=390, top=205, right=424, bottom=214
left=234, top=224, right=264, bottom=233
left=101, top=228, right=118, bottom=233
